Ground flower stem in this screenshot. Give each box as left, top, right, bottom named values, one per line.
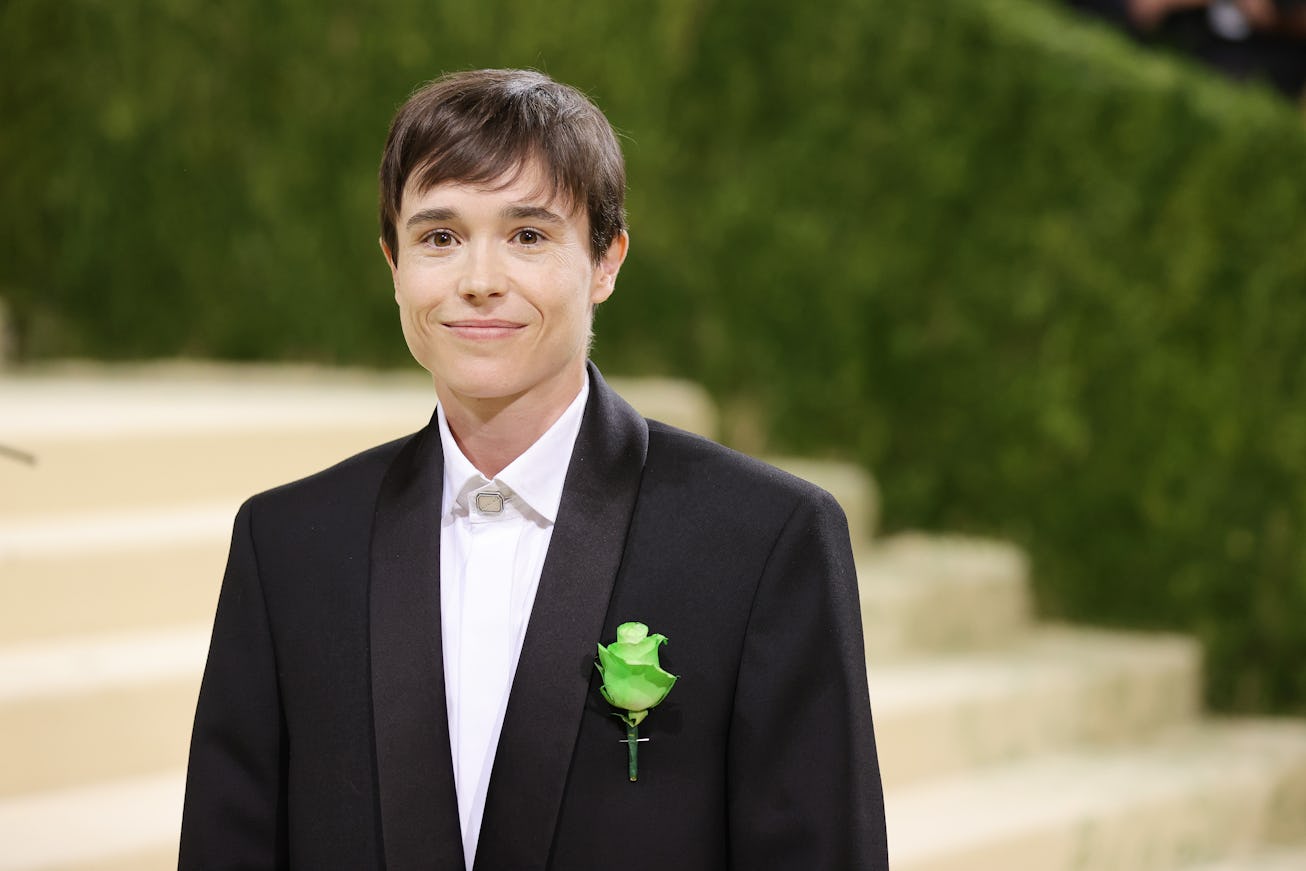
left=627, top=721, right=639, bottom=782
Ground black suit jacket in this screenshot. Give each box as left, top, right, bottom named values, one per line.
left=180, top=365, right=888, bottom=870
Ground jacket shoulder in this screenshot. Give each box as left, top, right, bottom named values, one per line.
left=644, top=419, right=842, bottom=516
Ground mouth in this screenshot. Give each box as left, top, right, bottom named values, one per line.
left=442, top=319, right=526, bottom=340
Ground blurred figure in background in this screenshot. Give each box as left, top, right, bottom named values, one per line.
left=1067, top=0, right=1306, bottom=98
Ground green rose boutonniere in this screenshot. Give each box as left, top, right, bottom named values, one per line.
left=596, top=621, right=679, bottom=782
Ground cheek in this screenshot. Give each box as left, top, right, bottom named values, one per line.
left=393, top=289, right=419, bottom=327
left=394, top=275, right=440, bottom=318
left=394, top=283, right=439, bottom=344
left=396, top=305, right=425, bottom=356
left=556, top=289, right=596, bottom=333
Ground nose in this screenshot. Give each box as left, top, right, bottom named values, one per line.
left=458, top=243, right=505, bottom=302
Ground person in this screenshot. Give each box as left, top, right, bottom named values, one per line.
left=1066, top=0, right=1306, bottom=97
left=179, top=68, right=888, bottom=870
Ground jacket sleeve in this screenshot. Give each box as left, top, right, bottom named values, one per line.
left=726, top=489, right=889, bottom=869
left=178, top=500, right=289, bottom=869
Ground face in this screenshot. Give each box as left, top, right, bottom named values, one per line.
left=384, top=162, right=627, bottom=418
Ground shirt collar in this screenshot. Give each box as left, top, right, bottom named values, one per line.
left=437, top=377, right=589, bottom=525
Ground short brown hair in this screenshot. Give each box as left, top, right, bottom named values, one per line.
left=379, top=69, right=627, bottom=264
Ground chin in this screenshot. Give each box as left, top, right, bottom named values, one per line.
left=427, top=349, right=585, bottom=408
left=432, top=362, right=525, bottom=403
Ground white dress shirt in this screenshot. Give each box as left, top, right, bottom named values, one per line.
left=436, top=378, right=589, bottom=870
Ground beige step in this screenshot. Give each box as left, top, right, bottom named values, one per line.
left=872, top=626, right=1201, bottom=788
left=2, top=426, right=429, bottom=519
left=42, top=850, right=177, bottom=871
left=860, top=532, right=1032, bottom=659
left=0, top=367, right=717, bottom=445
left=0, top=770, right=182, bottom=871
left=0, top=368, right=719, bottom=519
left=1, top=372, right=432, bottom=518
left=886, top=720, right=1306, bottom=871
left=0, top=508, right=230, bottom=644
left=0, top=626, right=206, bottom=797
left=1185, top=846, right=1306, bottom=869
left=39, top=850, right=176, bottom=871
left=0, top=501, right=232, bottom=645
left=0, top=364, right=717, bottom=438
left=0, top=542, right=227, bottom=644
left=606, top=374, right=719, bottom=438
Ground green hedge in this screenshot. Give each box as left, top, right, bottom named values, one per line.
left=4, top=0, right=1305, bottom=712
left=644, top=0, right=1306, bottom=716
left=0, top=0, right=679, bottom=361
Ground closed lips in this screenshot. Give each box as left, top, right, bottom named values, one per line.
left=444, top=320, right=525, bottom=332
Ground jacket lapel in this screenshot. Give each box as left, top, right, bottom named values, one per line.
left=474, top=365, right=650, bottom=869
left=370, top=421, right=466, bottom=871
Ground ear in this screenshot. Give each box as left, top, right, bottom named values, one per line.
left=590, top=230, right=629, bottom=305
left=379, top=237, right=399, bottom=295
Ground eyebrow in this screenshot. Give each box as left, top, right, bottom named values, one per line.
left=406, top=207, right=457, bottom=229
left=502, top=204, right=567, bottom=225
left=405, top=203, right=568, bottom=230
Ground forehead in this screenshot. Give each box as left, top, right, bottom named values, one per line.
left=399, top=159, right=583, bottom=222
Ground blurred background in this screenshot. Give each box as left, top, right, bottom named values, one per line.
left=3, top=0, right=1306, bottom=868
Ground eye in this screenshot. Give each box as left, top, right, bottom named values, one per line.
left=424, top=230, right=456, bottom=248
left=514, top=228, right=543, bottom=245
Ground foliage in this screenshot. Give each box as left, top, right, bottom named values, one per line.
left=4, top=0, right=1305, bottom=712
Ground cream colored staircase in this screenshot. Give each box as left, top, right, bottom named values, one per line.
left=2, top=365, right=1304, bottom=871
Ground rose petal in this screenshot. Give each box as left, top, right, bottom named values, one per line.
left=596, top=642, right=619, bottom=676
left=609, top=633, right=666, bottom=666
left=616, top=622, right=649, bottom=644
left=598, top=662, right=679, bottom=712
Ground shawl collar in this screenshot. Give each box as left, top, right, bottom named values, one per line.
left=370, top=365, right=649, bottom=871
left=370, top=420, right=465, bottom=870
left=475, top=365, right=649, bottom=869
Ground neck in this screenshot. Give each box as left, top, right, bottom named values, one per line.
left=436, top=368, right=586, bottom=478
